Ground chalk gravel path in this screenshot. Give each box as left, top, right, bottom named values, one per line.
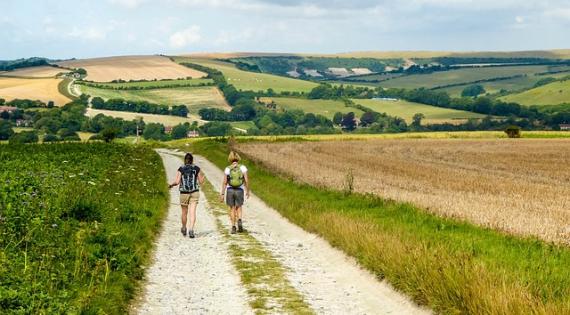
left=134, top=149, right=428, bottom=314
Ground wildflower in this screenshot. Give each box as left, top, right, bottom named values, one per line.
left=88, top=181, right=96, bottom=186
left=69, top=174, right=76, bottom=178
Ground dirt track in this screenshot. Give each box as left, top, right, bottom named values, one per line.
left=134, top=149, right=427, bottom=314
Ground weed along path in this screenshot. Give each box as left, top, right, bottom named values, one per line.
left=133, top=151, right=251, bottom=314
left=156, top=149, right=426, bottom=314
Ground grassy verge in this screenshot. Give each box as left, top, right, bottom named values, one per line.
left=175, top=138, right=570, bottom=314
left=0, top=143, right=168, bottom=313
left=57, top=77, right=78, bottom=100
left=200, top=178, right=313, bottom=314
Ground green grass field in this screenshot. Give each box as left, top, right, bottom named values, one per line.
left=80, top=78, right=214, bottom=89
left=229, top=121, right=256, bottom=131
left=174, top=139, right=570, bottom=314
left=355, top=98, right=487, bottom=123
left=79, top=85, right=229, bottom=114
left=173, top=57, right=318, bottom=93
left=262, top=97, right=364, bottom=119
left=86, top=108, right=202, bottom=126
left=0, top=143, right=168, bottom=313
left=500, top=79, right=570, bottom=106
left=379, top=65, right=552, bottom=89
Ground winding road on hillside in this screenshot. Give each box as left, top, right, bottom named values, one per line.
left=133, top=149, right=427, bottom=314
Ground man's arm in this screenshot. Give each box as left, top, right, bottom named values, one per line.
left=169, top=171, right=181, bottom=188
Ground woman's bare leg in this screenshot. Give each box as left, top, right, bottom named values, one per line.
left=181, top=205, right=188, bottom=228
left=188, top=201, right=197, bottom=230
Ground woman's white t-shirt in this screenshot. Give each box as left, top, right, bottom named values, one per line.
left=224, top=164, right=248, bottom=189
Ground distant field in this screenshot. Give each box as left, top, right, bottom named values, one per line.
left=229, top=121, right=256, bottom=131
left=324, top=49, right=570, bottom=59
left=0, top=77, right=71, bottom=105
left=379, top=65, right=552, bottom=89
left=0, top=66, right=67, bottom=78
left=260, top=97, right=364, bottom=119
left=80, top=78, right=214, bottom=89
left=500, top=79, right=570, bottom=106
left=440, top=71, right=570, bottom=97
left=79, top=85, right=229, bottom=114
left=86, top=108, right=203, bottom=126
left=174, top=57, right=318, bottom=93
left=355, top=99, right=486, bottom=124
left=57, top=55, right=207, bottom=82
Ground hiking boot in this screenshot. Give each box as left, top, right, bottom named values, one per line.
left=189, top=230, right=195, bottom=239
left=181, top=227, right=187, bottom=236
left=231, top=226, right=237, bottom=234
left=237, top=219, right=244, bottom=233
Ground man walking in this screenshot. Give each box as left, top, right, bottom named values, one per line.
left=220, top=151, right=250, bottom=234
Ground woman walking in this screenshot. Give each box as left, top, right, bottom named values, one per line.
left=220, top=151, right=250, bottom=234
left=169, top=153, right=205, bottom=238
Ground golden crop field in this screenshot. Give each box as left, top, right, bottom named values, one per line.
left=0, top=77, right=71, bottom=105
left=57, top=55, right=207, bottom=82
left=238, top=139, right=570, bottom=244
left=0, top=66, right=67, bottom=78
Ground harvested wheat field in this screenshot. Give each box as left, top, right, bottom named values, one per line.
left=239, top=139, right=570, bottom=244
left=57, top=55, right=206, bottom=82
left=0, top=77, right=71, bottom=105
left=0, top=66, right=67, bottom=78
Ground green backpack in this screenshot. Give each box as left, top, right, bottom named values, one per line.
left=228, top=164, right=244, bottom=188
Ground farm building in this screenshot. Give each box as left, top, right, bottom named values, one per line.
left=187, top=130, right=199, bottom=138
left=560, top=124, right=570, bottom=131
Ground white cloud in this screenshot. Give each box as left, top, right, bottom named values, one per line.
left=67, top=27, right=108, bottom=40
left=544, top=8, right=570, bottom=20
left=515, top=16, right=525, bottom=23
left=169, top=26, right=201, bottom=48
left=109, top=0, right=146, bottom=8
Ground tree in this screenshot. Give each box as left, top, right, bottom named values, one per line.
left=412, top=113, right=425, bottom=127
left=461, top=84, right=486, bottom=97
left=360, top=112, right=378, bottom=127
left=100, top=128, right=119, bottom=142
left=200, top=121, right=232, bottom=136
left=341, top=112, right=356, bottom=131
left=333, top=112, right=343, bottom=125
left=0, top=120, right=14, bottom=140
left=43, top=134, right=60, bottom=142
left=171, top=123, right=190, bottom=139
left=143, top=123, right=167, bottom=140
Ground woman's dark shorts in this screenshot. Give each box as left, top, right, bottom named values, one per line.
left=226, top=187, right=244, bottom=207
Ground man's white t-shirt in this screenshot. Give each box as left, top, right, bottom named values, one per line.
left=224, top=164, right=248, bottom=189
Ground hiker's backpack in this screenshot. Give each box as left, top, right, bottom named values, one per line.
left=228, top=165, right=244, bottom=188
left=180, top=165, right=199, bottom=193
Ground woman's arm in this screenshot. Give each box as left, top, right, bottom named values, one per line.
left=244, top=172, right=250, bottom=199
left=198, top=170, right=205, bottom=185
left=220, top=174, right=227, bottom=202
left=169, top=171, right=181, bottom=188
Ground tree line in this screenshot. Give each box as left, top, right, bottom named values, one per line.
left=91, top=97, right=189, bottom=117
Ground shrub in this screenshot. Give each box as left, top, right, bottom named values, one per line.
left=9, top=131, right=39, bottom=144
left=505, top=125, right=521, bottom=138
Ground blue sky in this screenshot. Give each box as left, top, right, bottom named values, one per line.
left=1, top=0, right=569, bottom=60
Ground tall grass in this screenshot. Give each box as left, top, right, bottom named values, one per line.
left=0, top=143, right=168, bottom=313
left=184, top=139, right=570, bottom=314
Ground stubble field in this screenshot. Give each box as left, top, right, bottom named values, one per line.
left=238, top=139, right=570, bottom=244
left=57, top=55, right=207, bottom=82
left=0, top=77, right=71, bottom=105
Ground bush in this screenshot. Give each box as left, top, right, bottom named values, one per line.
left=43, top=134, right=60, bottom=142
left=9, top=131, right=39, bottom=144
left=505, top=125, right=521, bottom=138
left=0, top=120, right=14, bottom=140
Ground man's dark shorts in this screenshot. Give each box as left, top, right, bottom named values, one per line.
left=226, top=187, right=244, bottom=207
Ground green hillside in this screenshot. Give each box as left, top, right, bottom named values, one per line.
left=378, top=65, right=552, bottom=89
left=79, top=85, right=229, bottom=114
left=261, top=97, right=364, bottom=119
left=173, top=57, right=318, bottom=93
left=355, top=99, right=487, bottom=124
left=500, top=79, right=570, bottom=106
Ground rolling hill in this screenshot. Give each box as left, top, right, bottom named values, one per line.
left=500, top=79, right=570, bottom=106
